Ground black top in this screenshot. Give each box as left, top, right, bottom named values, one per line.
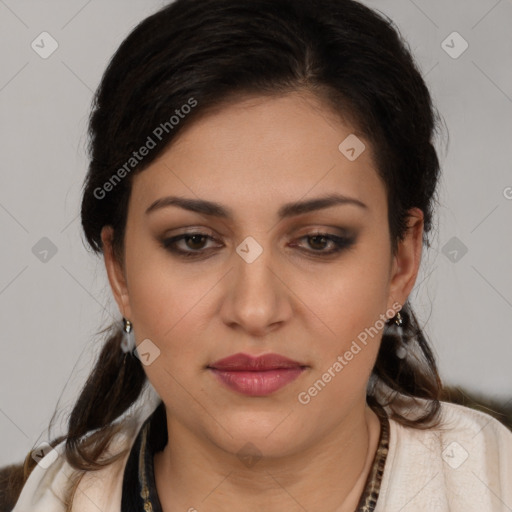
left=121, top=401, right=390, bottom=511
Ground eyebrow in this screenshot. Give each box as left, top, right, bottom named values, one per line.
left=145, top=193, right=368, bottom=219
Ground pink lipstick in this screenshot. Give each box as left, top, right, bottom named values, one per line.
left=207, top=353, right=306, bottom=396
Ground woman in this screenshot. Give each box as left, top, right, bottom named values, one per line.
left=2, top=0, right=511, bottom=510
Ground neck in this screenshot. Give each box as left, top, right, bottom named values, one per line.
left=154, top=403, right=381, bottom=512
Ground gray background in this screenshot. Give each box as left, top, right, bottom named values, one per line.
left=1, top=0, right=511, bottom=467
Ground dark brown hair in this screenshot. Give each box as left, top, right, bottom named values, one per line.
left=37, top=0, right=448, bottom=486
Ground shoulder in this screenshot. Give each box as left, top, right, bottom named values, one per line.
left=8, top=414, right=145, bottom=512
left=6, top=385, right=162, bottom=512
left=386, top=399, right=512, bottom=454
left=375, top=400, right=512, bottom=512
left=0, top=462, right=25, bottom=512
left=406, top=399, right=512, bottom=451
left=6, top=439, right=80, bottom=512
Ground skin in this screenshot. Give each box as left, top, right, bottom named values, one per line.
left=101, top=91, right=423, bottom=512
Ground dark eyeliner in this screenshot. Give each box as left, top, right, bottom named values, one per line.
left=292, top=232, right=356, bottom=256
left=160, top=232, right=218, bottom=258
left=159, top=231, right=355, bottom=259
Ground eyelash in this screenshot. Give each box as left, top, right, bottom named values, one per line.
left=160, top=231, right=355, bottom=259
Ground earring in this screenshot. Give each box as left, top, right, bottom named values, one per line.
left=121, top=318, right=135, bottom=353
left=392, top=311, right=408, bottom=359
left=386, top=310, right=404, bottom=327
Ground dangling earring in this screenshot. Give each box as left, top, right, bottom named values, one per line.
left=121, top=318, right=135, bottom=353
left=393, top=311, right=407, bottom=359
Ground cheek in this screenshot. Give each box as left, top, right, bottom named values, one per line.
left=298, top=234, right=392, bottom=406
left=296, top=260, right=390, bottom=413
left=124, top=231, right=208, bottom=337
left=126, top=263, right=205, bottom=403
left=311, top=243, right=391, bottom=341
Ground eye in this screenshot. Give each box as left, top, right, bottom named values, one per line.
left=160, top=230, right=355, bottom=259
left=160, top=232, right=220, bottom=258
left=292, top=232, right=355, bottom=256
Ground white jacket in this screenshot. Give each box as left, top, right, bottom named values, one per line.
left=11, top=390, right=512, bottom=512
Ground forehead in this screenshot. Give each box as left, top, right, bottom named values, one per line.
left=130, top=92, right=386, bottom=220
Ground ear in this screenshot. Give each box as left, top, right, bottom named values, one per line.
left=387, top=208, right=424, bottom=309
left=101, top=225, right=132, bottom=320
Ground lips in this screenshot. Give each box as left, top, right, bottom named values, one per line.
left=209, top=352, right=304, bottom=371
left=207, top=353, right=307, bottom=396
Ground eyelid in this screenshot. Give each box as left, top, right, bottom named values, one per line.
left=159, top=227, right=356, bottom=259
left=295, top=225, right=354, bottom=237
left=159, top=225, right=353, bottom=242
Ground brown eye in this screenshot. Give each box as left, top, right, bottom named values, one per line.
left=307, top=234, right=331, bottom=251
left=161, top=232, right=220, bottom=258
left=161, top=230, right=355, bottom=260
left=292, top=232, right=355, bottom=255
left=182, top=234, right=208, bottom=250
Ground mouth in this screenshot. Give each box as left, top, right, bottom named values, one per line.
left=207, top=352, right=308, bottom=396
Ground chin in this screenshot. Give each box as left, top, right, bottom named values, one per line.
left=207, top=418, right=306, bottom=459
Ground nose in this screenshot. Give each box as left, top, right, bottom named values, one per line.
left=219, top=242, right=293, bottom=337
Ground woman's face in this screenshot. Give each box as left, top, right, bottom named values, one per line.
left=102, top=91, right=422, bottom=457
